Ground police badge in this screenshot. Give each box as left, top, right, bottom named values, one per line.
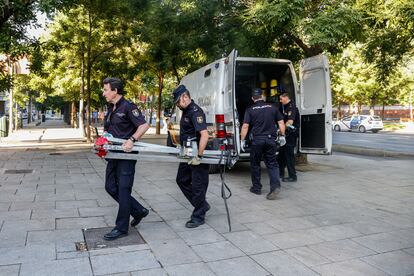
left=132, top=109, right=140, bottom=117
left=197, top=116, right=203, bottom=124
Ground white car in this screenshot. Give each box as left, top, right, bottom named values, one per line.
left=333, top=115, right=383, bottom=133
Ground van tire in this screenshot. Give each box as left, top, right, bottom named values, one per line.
left=358, top=125, right=366, bottom=133
left=209, top=164, right=224, bottom=174
left=334, top=125, right=341, bottom=132
left=372, top=129, right=379, bottom=133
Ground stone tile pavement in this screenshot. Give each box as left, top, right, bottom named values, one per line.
left=0, top=146, right=413, bottom=275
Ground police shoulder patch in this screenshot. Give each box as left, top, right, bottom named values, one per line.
left=197, top=116, right=203, bottom=124
left=132, top=109, right=140, bottom=117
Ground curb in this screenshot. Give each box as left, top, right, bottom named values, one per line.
left=333, top=144, right=414, bottom=158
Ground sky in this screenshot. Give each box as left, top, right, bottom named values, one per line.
left=25, top=12, right=49, bottom=40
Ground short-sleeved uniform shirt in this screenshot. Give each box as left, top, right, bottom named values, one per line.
left=104, top=97, right=146, bottom=139
left=244, top=100, right=284, bottom=138
left=180, top=100, right=207, bottom=145
left=281, top=101, right=300, bottom=128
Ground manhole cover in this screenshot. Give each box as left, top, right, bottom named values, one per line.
left=49, top=153, right=63, bottom=155
left=81, top=227, right=146, bottom=251
left=4, top=169, right=33, bottom=174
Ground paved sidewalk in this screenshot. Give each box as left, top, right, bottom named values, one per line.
left=0, top=142, right=413, bottom=275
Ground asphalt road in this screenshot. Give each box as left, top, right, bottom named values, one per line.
left=333, top=131, right=414, bottom=154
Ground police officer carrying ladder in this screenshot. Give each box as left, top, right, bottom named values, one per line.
left=278, top=92, right=300, bottom=182
left=240, top=88, right=286, bottom=200
left=173, top=85, right=210, bottom=228
left=101, top=77, right=150, bottom=240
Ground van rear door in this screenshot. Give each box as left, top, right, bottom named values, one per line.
left=225, top=49, right=239, bottom=165
left=298, top=54, right=332, bottom=154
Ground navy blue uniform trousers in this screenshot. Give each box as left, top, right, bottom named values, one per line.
left=277, top=135, right=297, bottom=179
left=250, top=137, right=281, bottom=192
left=176, top=163, right=209, bottom=222
left=105, top=159, right=146, bottom=233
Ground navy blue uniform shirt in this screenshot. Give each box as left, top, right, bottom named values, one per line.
left=281, top=101, right=300, bottom=128
left=104, top=97, right=146, bottom=139
left=180, top=100, right=207, bottom=145
left=244, top=100, right=284, bottom=138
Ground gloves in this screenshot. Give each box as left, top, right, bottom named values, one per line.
left=188, top=155, right=201, bottom=165
left=278, top=135, right=286, bottom=147
left=241, top=140, right=246, bottom=152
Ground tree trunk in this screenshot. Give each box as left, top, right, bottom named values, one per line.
left=156, top=73, right=164, bottom=135
left=85, top=12, right=92, bottom=142
left=381, top=103, right=385, bottom=119
left=79, top=43, right=86, bottom=137
left=27, top=93, right=32, bottom=124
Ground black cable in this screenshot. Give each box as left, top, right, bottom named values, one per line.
left=219, top=149, right=232, bottom=232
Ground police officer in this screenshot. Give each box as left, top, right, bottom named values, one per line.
left=240, top=88, right=286, bottom=200
left=278, top=92, right=300, bottom=182
left=101, top=77, right=150, bottom=240
left=173, top=85, right=210, bottom=228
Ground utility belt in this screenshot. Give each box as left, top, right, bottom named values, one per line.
left=252, top=134, right=277, bottom=140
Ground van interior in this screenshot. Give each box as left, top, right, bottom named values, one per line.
left=234, top=61, right=295, bottom=150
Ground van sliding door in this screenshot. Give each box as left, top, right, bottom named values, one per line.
left=299, top=55, right=332, bottom=154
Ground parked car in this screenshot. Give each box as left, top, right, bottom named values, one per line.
left=333, top=115, right=383, bottom=133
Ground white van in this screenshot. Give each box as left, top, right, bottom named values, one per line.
left=167, top=49, right=332, bottom=169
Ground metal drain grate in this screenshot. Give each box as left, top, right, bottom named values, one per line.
left=4, top=169, right=33, bottom=174
left=80, top=227, right=146, bottom=251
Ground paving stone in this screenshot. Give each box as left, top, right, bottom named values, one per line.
left=56, top=216, right=107, bottom=230
left=0, top=244, right=56, bottom=265
left=266, top=216, right=319, bottom=232
left=27, top=229, right=84, bottom=245
left=148, top=238, right=201, bottom=266
left=353, top=231, right=414, bottom=253
left=165, top=262, right=216, bottom=276
left=313, top=259, right=388, bottom=276
left=9, top=201, right=55, bottom=211
left=31, top=208, right=79, bottom=219
left=20, top=257, right=92, bottom=276
left=285, top=246, right=331, bottom=267
left=348, top=219, right=397, bottom=235
left=0, top=230, right=27, bottom=248
left=251, top=251, right=318, bottom=276
left=177, top=228, right=225, bottom=246
left=57, top=251, right=90, bottom=260
left=264, top=229, right=324, bottom=249
left=362, top=250, right=414, bottom=276
left=403, top=247, right=414, bottom=256
left=56, top=199, right=98, bottom=209
left=78, top=206, right=117, bottom=217
left=90, top=250, right=160, bottom=275
left=243, top=222, right=279, bottom=235
left=207, top=256, right=269, bottom=276
left=0, top=210, right=31, bottom=221
left=206, top=214, right=247, bottom=233
left=0, top=264, right=20, bottom=276
left=0, top=202, right=11, bottom=212
left=1, top=219, right=55, bottom=232
left=223, top=230, right=278, bottom=255
left=309, top=224, right=363, bottom=241
left=191, top=241, right=245, bottom=262
left=309, top=239, right=376, bottom=262
left=138, top=222, right=179, bottom=242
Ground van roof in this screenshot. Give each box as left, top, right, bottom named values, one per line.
left=237, top=57, right=292, bottom=64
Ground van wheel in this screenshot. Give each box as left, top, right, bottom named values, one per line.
left=209, top=164, right=224, bottom=174
left=358, top=125, right=366, bottom=133
left=372, top=129, right=379, bottom=133
left=334, top=125, right=341, bottom=132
